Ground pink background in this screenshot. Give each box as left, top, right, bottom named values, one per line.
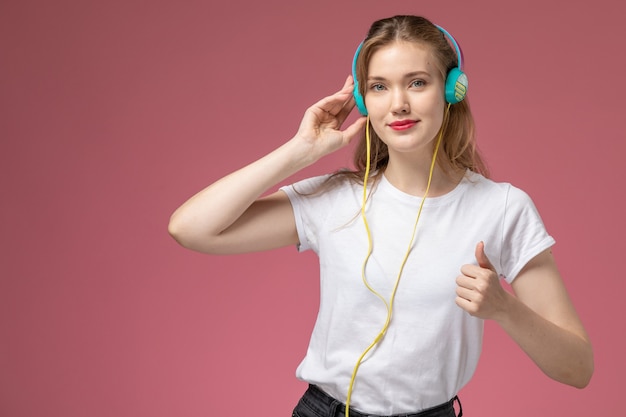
left=2, top=0, right=625, bottom=415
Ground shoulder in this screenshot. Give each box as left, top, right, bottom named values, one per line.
left=282, top=171, right=362, bottom=198
left=281, top=173, right=333, bottom=195
left=280, top=172, right=360, bottom=210
left=464, top=171, right=534, bottom=206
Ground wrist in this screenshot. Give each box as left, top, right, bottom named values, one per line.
left=492, top=290, right=519, bottom=325
left=283, top=135, right=322, bottom=168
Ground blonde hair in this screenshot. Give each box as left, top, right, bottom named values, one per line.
left=340, top=15, right=489, bottom=184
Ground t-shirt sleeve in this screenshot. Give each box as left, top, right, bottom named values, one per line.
left=279, top=175, right=331, bottom=253
left=500, top=186, right=556, bottom=284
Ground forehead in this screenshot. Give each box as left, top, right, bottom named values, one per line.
left=368, top=41, right=439, bottom=77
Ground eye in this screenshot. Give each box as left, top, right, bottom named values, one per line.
left=370, top=83, right=386, bottom=92
left=410, top=79, right=426, bottom=88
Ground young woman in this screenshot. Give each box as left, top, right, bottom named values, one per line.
left=169, top=15, right=593, bottom=417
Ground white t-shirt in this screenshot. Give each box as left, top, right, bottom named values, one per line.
left=280, top=171, right=555, bottom=415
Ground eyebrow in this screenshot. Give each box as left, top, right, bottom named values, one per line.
left=367, top=71, right=432, bottom=81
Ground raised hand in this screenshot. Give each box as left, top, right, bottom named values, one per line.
left=455, top=241, right=510, bottom=320
left=294, top=75, right=367, bottom=163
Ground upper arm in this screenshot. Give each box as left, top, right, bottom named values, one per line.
left=511, top=249, right=590, bottom=343
left=195, top=190, right=299, bottom=255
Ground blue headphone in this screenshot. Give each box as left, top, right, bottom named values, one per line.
left=351, top=24, right=468, bottom=116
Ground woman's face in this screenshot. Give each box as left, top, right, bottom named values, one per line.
left=364, top=41, right=446, bottom=159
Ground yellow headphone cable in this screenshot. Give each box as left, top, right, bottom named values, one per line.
left=344, top=104, right=451, bottom=416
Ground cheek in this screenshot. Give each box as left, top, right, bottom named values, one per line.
left=362, top=97, right=388, bottom=130
left=424, top=93, right=447, bottom=124
left=363, top=93, right=384, bottom=115
left=368, top=119, right=387, bottom=144
left=432, top=105, right=446, bottom=126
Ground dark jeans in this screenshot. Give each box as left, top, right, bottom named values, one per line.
left=292, top=385, right=462, bottom=417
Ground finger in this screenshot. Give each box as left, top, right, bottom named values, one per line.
left=312, top=90, right=353, bottom=118
left=326, top=77, right=357, bottom=115
left=334, top=94, right=356, bottom=125
left=342, top=74, right=354, bottom=90
left=340, top=116, right=367, bottom=144
left=475, top=241, right=496, bottom=272
left=306, top=77, right=355, bottom=119
left=455, top=285, right=474, bottom=302
left=456, top=272, right=489, bottom=296
left=455, top=296, right=475, bottom=314
left=459, top=263, right=478, bottom=278
left=456, top=273, right=475, bottom=289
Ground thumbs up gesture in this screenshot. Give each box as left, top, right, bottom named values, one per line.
left=456, top=241, right=511, bottom=320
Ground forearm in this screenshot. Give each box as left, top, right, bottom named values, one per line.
left=495, top=292, right=594, bottom=388
left=168, top=137, right=312, bottom=249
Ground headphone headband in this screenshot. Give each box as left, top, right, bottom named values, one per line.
left=435, top=24, right=463, bottom=70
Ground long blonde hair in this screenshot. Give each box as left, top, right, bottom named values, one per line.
left=341, top=15, right=489, bottom=184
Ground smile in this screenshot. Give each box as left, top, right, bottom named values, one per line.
left=389, top=120, right=418, bottom=131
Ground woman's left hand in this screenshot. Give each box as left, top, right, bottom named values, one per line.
left=456, top=242, right=593, bottom=387
left=455, top=241, right=511, bottom=320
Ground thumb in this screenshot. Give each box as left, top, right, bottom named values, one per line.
left=475, top=241, right=496, bottom=272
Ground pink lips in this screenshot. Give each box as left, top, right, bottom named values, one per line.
left=389, top=120, right=418, bottom=131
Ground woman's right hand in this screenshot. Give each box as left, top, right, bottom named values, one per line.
left=293, top=75, right=367, bottom=163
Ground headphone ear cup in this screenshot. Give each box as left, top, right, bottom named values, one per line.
left=353, top=85, right=368, bottom=116
left=352, top=42, right=368, bottom=116
left=445, top=67, right=468, bottom=104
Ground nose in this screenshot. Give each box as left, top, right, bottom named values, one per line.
left=390, top=88, right=409, bottom=114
